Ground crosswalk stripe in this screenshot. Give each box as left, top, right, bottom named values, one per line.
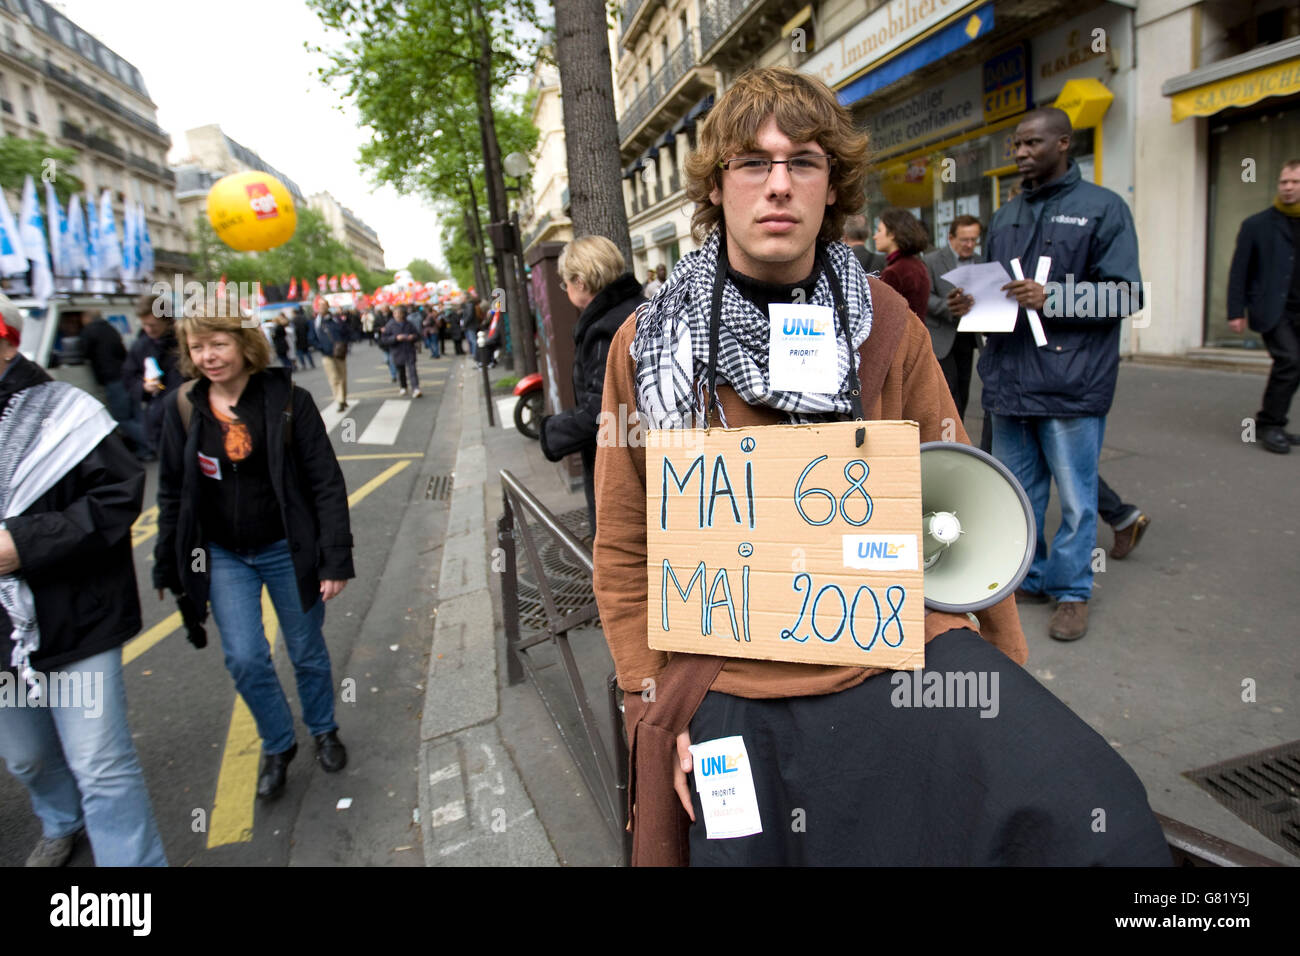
left=358, top=399, right=411, bottom=445
left=319, top=400, right=357, bottom=434
left=207, top=587, right=278, bottom=848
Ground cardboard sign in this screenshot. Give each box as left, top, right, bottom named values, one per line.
left=647, top=421, right=925, bottom=670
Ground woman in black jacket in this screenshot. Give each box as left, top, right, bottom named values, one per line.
left=154, top=302, right=355, bottom=800
left=539, top=236, right=647, bottom=536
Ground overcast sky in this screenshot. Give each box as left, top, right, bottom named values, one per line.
left=53, top=0, right=443, bottom=271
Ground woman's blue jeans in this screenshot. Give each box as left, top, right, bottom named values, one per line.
left=0, top=647, right=167, bottom=865
left=207, top=540, right=337, bottom=755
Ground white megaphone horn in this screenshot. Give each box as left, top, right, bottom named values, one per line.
left=919, top=441, right=1036, bottom=613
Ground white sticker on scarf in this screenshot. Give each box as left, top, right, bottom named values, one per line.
left=689, top=735, right=762, bottom=840
left=198, top=451, right=222, bottom=480
left=768, top=303, right=838, bottom=394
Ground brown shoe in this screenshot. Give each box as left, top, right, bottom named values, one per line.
left=1110, top=512, right=1150, bottom=560
left=1049, top=601, right=1089, bottom=642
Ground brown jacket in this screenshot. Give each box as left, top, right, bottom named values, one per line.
left=592, top=276, right=1027, bottom=864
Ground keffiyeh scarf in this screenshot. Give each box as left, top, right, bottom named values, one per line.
left=1, top=380, right=116, bottom=699
left=630, top=229, right=874, bottom=429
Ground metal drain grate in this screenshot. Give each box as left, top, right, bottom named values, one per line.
left=426, top=474, right=454, bottom=500
left=516, top=508, right=597, bottom=632
left=1185, top=741, right=1300, bottom=858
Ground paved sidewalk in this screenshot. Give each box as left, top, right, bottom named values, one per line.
left=424, top=355, right=1299, bottom=866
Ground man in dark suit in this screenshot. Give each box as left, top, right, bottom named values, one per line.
left=1228, top=159, right=1300, bottom=454
left=922, top=214, right=983, bottom=420
left=842, top=213, right=886, bottom=274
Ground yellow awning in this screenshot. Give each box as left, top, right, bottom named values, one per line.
left=1170, top=57, right=1300, bottom=123
left=1053, top=78, right=1114, bottom=130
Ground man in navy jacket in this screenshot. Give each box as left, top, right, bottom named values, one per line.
left=976, top=107, right=1142, bottom=643
left=1228, top=160, right=1300, bottom=454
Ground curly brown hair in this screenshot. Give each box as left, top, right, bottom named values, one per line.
left=684, top=67, right=870, bottom=245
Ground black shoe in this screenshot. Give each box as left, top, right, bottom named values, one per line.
left=256, top=743, right=297, bottom=800
left=314, top=731, right=347, bottom=773
left=1260, top=426, right=1291, bottom=454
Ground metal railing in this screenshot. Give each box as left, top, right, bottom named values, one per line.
left=699, top=0, right=760, bottom=56
left=497, top=471, right=1277, bottom=868
left=498, top=471, right=627, bottom=854
left=43, top=61, right=170, bottom=144
left=619, top=0, right=647, bottom=41
left=618, top=32, right=699, bottom=143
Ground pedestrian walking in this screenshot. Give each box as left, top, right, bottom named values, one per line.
left=539, top=236, right=646, bottom=534
left=381, top=305, right=422, bottom=397
left=293, top=307, right=315, bottom=369
left=122, top=294, right=186, bottom=461
left=154, top=300, right=354, bottom=801
left=875, top=207, right=932, bottom=318
left=77, top=309, right=148, bottom=459
left=923, top=215, right=984, bottom=420
left=592, top=67, right=1168, bottom=867
left=271, top=315, right=293, bottom=371
left=313, top=299, right=355, bottom=411
left=0, top=295, right=167, bottom=867
left=969, top=107, right=1143, bottom=642
left=1228, top=159, right=1300, bottom=454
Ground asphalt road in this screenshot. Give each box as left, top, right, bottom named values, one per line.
left=0, top=343, right=459, bottom=867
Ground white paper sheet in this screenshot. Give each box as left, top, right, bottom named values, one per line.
left=939, top=261, right=1019, bottom=333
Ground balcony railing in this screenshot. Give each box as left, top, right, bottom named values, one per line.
left=59, top=120, right=84, bottom=143
left=618, top=31, right=699, bottom=142
left=699, top=0, right=760, bottom=56
left=43, top=61, right=171, bottom=145
left=85, top=132, right=125, bottom=162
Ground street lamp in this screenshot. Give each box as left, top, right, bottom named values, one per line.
left=500, top=151, right=533, bottom=372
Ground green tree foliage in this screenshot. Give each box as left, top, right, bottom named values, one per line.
left=0, top=134, right=84, bottom=203
left=189, top=206, right=389, bottom=293
left=406, top=257, right=448, bottom=283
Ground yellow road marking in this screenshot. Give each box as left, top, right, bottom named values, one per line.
left=207, top=587, right=278, bottom=848
left=132, top=506, right=158, bottom=549
left=123, top=611, right=182, bottom=666
left=337, top=452, right=424, bottom=461
left=347, top=460, right=411, bottom=508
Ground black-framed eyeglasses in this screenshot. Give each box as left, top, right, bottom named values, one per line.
left=718, top=153, right=835, bottom=181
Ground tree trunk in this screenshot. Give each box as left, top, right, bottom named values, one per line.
left=553, top=0, right=632, bottom=266
left=471, top=0, right=534, bottom=374
left=462, top=206, right=490, bottom=300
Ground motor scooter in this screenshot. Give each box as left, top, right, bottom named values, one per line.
left=513, top=373, right=543, bottom=439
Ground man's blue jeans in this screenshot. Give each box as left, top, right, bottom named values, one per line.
left=207, top=540, right=337, bottom=755
left=426, top=333, right=440, bottom=358
left=991, top=414, right=1104, bottom=603
left=0, top=647, right=167, bottom=865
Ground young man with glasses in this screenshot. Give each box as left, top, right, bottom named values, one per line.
left=592, top=67, right=1167, bottom=867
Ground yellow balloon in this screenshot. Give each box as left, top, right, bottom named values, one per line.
left=206, top=171, right=297, bottom=252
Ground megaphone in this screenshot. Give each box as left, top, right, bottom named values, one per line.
left=919, top=441, right=1035, bottom=613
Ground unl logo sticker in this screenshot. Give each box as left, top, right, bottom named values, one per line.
left=198, top=451, right=222, bottom=480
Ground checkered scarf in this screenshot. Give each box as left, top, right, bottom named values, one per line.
left=1, top=380, right=116, bottom=699
left=630, top=229, right=873, bottom=429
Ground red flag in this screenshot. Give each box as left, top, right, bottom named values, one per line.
left=317, top=274, right=327, bottom=293
left=217, top=273, right=227, bottom=297
left=287, top=277, right=298, bottom=300
left=257, top=285, right=267, bottom=307
left=329, top=275, right=340, bottom=292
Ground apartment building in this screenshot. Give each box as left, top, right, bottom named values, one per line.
left=0, top=0, right=187, bottom=275
left=520, top=59, right=573, bottom=256
left=308, top=191, right=386, bottom=272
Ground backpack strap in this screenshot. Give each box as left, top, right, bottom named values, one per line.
left=176, top=379, right=198, bottom=432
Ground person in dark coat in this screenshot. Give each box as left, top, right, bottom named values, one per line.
left=970, top=108, right=1143, bottom=643
left=77, top=309, right=148, bottom=458
left=1228, top=159, right=1300, bottom=454
left=0, top=296, right=167, bottom=867
left=381, top=305, right=422, bottom=397
left=540, top=236, right=647, bottom=536
left=154, top=302, right=355, bottom=801
left=292, top=307, right=314, bottom=369
left=446, top=302, right=464, bottom=354
left=875, top=207, right=931, bottom=319
left=122, top=295, right=186, bottom=460
left=271, top=314, right=293, bottom=370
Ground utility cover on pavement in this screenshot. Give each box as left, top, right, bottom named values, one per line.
left=1185, top=741, right=1300, bottom=859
